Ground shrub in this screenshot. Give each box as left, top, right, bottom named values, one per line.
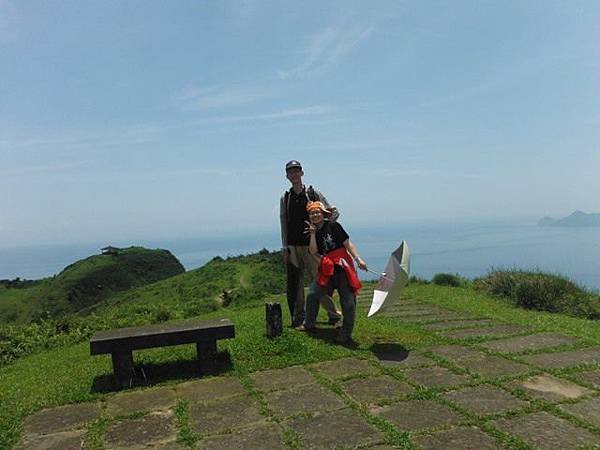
left=432, top=273, right=464, bottom=287
left=409, top=275, right=430, bottom=284
left=474, top=269, right=600, bottom=320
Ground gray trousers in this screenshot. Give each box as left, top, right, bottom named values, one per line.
left=304, top=268, right=356, bottom=340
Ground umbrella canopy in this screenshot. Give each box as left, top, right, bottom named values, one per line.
left=367, top=241, right=410, bottom=317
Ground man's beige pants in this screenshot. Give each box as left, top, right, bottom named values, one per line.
left=288, top=245, right=341, bottom=324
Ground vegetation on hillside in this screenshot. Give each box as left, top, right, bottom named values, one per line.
left=0, top=250, right=285, bottom=366
left=0, top=247, right=184, bottom=324
left=473, top=269, right=600, bottom=320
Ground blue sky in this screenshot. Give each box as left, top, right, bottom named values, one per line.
left=1, top=1, right=599, bottom=247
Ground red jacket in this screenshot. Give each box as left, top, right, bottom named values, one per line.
left=317, top=247, right=361, bottom=294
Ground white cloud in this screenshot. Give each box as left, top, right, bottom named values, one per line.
left=174, top=84, right=265, bottom=110
left=278, top=24, right=374, bottom=80
left=0, top=161, right=92, bottom=177
left=211, top=105, right=332, bottom=123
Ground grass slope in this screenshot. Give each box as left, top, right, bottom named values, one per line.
left=0, top=247, right=185, bottom=324
left=2, top=278, right=600, bottom=449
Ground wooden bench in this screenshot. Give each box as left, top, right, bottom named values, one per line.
left=90, top=318, right=235, bottom=388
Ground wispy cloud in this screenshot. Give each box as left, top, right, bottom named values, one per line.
left=0, top=0, right=18, bottom=43
left=372, top=168, right=434, bottom=178
left=210, top=105, right=332, bottom=123
left=370, top=168, right=486, bottom=180
left=0, top=161, right=91, bottom=177
left=278, top=24, right=374, bottom=80
left=0, top=105, right=333, bottom=151
left=174, top=84, right=265, bottom=110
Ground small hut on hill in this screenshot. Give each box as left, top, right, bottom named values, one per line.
left=101, top=246, right=120, bottom=256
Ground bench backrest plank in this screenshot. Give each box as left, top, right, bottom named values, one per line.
left=90, top=318, right=234, bottom=355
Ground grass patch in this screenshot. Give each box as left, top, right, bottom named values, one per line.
left=174, top=399, right=196, bottom=448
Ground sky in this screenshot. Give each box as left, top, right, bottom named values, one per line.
left=1, top=0, right=600, bottom=248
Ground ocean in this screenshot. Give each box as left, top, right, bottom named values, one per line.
left=2, top=220, right=600, bottom=291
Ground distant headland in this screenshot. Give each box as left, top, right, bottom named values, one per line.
left=538, top=210, right=600, bottom=227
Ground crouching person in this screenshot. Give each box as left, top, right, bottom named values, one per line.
left=297, top=201, right=367, bottom=343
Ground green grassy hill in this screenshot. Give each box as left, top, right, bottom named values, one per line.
left=0, top=247, right=185, bottom=324
left=0, top=250, right=285, bottom=366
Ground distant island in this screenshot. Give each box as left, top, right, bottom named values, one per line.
left=538, top=210, right=600, bottom=227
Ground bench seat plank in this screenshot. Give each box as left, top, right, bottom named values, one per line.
left=90, top=318, right=234, bottom=355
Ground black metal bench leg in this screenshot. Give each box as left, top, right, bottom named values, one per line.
left=197, top=340, right=217, bottom=374
left=112, top=350, right=134, bottom=389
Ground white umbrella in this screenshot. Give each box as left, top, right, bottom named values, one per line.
left=367, top=241, right=410, bottom=317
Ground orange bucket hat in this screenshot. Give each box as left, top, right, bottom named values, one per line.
left=306, top=201, right=331, bottom=215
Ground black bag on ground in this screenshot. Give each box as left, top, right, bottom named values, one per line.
left=265, top=302, right=283, bottom=338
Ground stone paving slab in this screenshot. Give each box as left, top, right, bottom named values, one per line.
left=413, top=426, right=506, bottom=450
left=455, top=354, right=531, bottom=378
left=428, top=345, right=486, bottom=361
left=341, top=375, right=413, bottom=404
left=442, top=325, right=528, bottom=340
left=14, top=430, right=86, bottom=450
left=105, top=411, right=176, bottom=449
left=574, top=368, right=600, bottom=388
left=404, top=366, right=472, bottom=388
left=264, top=383, right=346, bottom=417
left=559, top=396, right=600, bottom=427
left=107, top=386, right=176, bottom=416
left=520, top=347, right=600, bottom=369
left=189, top=395, right=264, bottom=434
left=152, top=441, right=185, bottom=450
left=200, top=423, right=287, bottom=450
left=480, top=332, right=579, bottom=353
left=250, top=365, right=316, bottom=392
left=374, top=399, right=462, bottom=431
left=21, top=402, right=103, bottom=436
left=310, top=357, right=380, bottom=379
left=288, top=408, right=384, bottom=449
left=443, top=385, right=529, bottom=415
left=387, top=313, right=467, bottom=323
left=386, top=307, right=447, bottom=316
left=490, top=411, right=600, bottom=450
left=422, top=319, right=496, bottom=331
left=509, top=374, right=593, bottom=402
left=175, top=375, right=246, bottom=403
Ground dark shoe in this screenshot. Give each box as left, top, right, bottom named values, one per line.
left=334, top=334, right=351, bottom=344
left=327, top=317, right=341, bottom=326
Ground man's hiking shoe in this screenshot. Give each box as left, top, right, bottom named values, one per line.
left=327, top=317, right=341, bottom=326
left=334, top=333, right=352, bottom=344
left=295, top=324, right=316, bottom=332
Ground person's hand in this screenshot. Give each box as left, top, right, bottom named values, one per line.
left=356, top=257, right=367, bottom=271
left=303, top=220, right=316, bottom=235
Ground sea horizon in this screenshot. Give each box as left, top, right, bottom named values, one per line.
left=2, top=218, right=600, bottom=292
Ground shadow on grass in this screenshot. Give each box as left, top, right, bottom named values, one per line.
left=91, top=351, right=233, bottom=393
left=370, top=342, right=410, bottom=363
left=305, top=327, right=359, bottom=349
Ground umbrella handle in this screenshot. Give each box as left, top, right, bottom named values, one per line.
left=365, top=267, right=394, bottom=282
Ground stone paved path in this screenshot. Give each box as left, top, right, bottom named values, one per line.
left=14, top=298, right=600, bottom=449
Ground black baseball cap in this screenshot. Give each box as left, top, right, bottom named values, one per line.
left=285, top=160, right=302, bottom=171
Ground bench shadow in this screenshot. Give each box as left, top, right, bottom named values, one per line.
left=370, top=342, right=410, bottom=363
left=91, top=351, right=233, bottom=393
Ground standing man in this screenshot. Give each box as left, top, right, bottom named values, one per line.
left=280, top=160, right=342, bottom=327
